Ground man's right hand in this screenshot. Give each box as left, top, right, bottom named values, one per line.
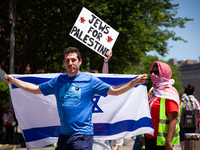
left=4, top=74, right=14, bottom=84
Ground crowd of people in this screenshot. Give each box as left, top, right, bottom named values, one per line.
left=4, top=47, right=200, bottom=150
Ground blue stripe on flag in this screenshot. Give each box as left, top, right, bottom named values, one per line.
left=22, top=117, right=152, bottom=142
left=11, top=77, right=52, bottom=89
left=99, top=76, right=146, bottom=87
left=98, top=76, right=138, bottom=86
left=94, top=117, right=153, bottom=136
left=12, top=76, right=146, bottom=89
left=23, top=126, right=61, bottom=142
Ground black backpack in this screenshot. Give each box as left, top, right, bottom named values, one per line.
left=180, top=100, right=198, bottom=128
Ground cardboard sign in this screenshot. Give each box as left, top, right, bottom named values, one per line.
left=69, top=7, right=119, bottom=58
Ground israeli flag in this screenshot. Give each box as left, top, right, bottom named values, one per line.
left=9, top=73, right=153, bottom=149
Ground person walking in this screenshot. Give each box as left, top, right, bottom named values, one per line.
left=145, top=61, right=180, bottom=150
left=112, top=139, right=124, bottom=150
left=4, top=47, right=147, bottom=150
left=3, top=107, right=15, bottom=144
left=132, top=135, right=145, bottom=150
left=179, top=84, right=200, bottom=150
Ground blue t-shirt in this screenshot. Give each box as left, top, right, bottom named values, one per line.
left=39, top=72, right=111, bottom=135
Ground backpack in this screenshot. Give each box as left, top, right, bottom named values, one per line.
left=180, top=100, right=198, bottom=128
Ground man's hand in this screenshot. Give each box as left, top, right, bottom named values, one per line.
left=102, top=50, right=112, bottom=73
left=165, top=142, right=174, bottom=150
left=140, top=137, right=145, bottom=146
left=136, top=74, right=147, bottom=85
left=112, top=145, right=119, bottom=150
left=104, top=50, right=112, bottom=62
left=4, top=74, right=14, bottom=84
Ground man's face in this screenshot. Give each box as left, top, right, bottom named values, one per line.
left=152, top=66, right=159, bottom=76
left=7, top=108, right=11, bottom=113
left=63, top=52, right=82, bottom=77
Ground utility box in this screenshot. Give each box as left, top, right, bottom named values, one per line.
left=184, top=133, right=200, bottom=150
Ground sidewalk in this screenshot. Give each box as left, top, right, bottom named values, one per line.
left=120, top=138, right=181, bottom=150
left=0, top=144, right=22, bottom=150
left=0, top=137, right=182, bottom=150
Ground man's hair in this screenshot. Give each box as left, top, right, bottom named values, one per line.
left=184, top=84, right=194, bottom=95
left=63, top=47, right=81, bottom=61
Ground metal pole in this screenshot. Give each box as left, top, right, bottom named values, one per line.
left=9, top=0, right=16, bottom=109
left=9, top=0, right=16, bottom=75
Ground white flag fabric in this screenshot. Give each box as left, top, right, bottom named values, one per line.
left=9, top=73, right=153, bottom=149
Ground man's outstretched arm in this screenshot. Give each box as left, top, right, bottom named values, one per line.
left=107, top=74, right=147, bottom=96
left=4, top=74, right=42, bottom=94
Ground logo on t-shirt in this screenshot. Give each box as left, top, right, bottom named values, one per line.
left=93, top=96, right=103, bottom=113
left=59, top=82, right=81, bottom=106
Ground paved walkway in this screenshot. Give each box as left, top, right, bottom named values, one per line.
left=0, top=138, right=182, bottom=150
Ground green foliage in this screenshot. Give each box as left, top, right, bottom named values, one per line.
left=0, top=0, right=192, bottom=74
left=0, top=82, right=9, bottom=108
left=124, top=54, right=183, bottom=95
left=124, top=54, right=160, bottom=90
left=168, top=62, right=183, bottom=97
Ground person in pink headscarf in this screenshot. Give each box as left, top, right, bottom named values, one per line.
left=145, top=61, right=180, bottom=150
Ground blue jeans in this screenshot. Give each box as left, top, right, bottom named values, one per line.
left=132, top=135, right=143, bottom=150
left=58, top=134, right=93, bottom=150
left=109, top=140, right=112, bottom=149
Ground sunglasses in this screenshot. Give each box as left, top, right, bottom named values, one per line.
left=150, top=70, right=159, bottom=74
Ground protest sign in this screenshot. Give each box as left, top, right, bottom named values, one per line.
left=69, top=7, right=119, bottom=58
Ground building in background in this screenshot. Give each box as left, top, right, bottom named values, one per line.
left=169, top=57, right=200, bottom=101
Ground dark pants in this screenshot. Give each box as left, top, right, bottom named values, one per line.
left=58, top=134, right=93, bottom=150
left=5, top=125, right=13, bottom=143
left=132, top=135, right=143, bottom=150
left=145, top=136, right=165, bottom=150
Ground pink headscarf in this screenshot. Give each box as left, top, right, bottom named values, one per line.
left=148, top=61, right=179, bottom=106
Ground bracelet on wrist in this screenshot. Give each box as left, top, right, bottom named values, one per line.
left=104, top=61, right=108, bottom=63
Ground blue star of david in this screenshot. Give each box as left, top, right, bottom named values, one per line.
left=92, top=96, right=103, bottom=113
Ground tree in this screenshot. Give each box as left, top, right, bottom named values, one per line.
left=0, top=82, right=9, bottom=108
left=168, top=63, right=183, bottom=96
left=0, top=0, right=192, bottom=74
left=124, top=54, right=183, bottom=96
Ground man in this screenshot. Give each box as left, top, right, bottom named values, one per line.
left=5, top=47, right=147, bottom=150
